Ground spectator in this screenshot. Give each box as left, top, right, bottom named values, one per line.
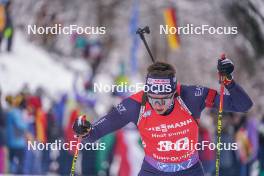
left=0, top=0, right=13, bottom=52
left=199, top=124, right=215, bottom=176
left=5, top=94, right=27, bottom=174
left=234, top=114, right=259, bottom=176
left=25, top=90, right=48, bottom=174
left=58, top=106, right=80, bottom=175
left=3, top=0, right=13, bottom=52
left=259, top=116, right=264, bottom=176
left=0, top=88, right=7, bottom=173
left=23, top=97, right=39, bottom=174
left=218, top=113, right=239, bottom=176
left=0, top=2, right=6, bottom=51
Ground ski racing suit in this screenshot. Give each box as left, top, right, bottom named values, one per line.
left=83, top=81, right=253, bottom=176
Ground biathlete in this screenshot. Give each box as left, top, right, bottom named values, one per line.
left=73, top=58, right=253, bottom=176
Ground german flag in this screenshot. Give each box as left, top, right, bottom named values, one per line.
left=163, top=7, right=180, bottom=50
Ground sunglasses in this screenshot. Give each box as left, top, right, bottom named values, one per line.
left=147, top=93, right=175, bottom=107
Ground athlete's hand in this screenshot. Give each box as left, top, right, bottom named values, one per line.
left=73, top=115, right=91, bottom=137
left=217, top=57, right=234, bottom=85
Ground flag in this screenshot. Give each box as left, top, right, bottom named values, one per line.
left=35, top=108, right=47, bottom=143
left=95, top=133, right=116, bottom=174
left=113, top=129, right=144, bottom=176
left=0, top=4, right=5, bottom=33
left=129, top=0, right=139, bottom=74
left=163, top=7, right=180, bottom=50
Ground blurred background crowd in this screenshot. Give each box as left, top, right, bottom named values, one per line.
left=0, top=0, right=264, bottom=175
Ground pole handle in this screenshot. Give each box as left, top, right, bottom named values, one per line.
left=136, top=26, right=155, bottom=63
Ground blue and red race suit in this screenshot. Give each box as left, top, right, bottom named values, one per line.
left=84, top=81, right=253, bottom=176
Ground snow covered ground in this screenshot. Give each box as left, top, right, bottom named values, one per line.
left=0, top=31, right=89, bottom=97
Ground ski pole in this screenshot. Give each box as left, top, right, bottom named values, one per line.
left=136, top=26, right=155, bottom=63
left=70, top=137, right=81, bottom=176
left=70, top=115, right=87, bottom=176
left=215, top=53, right=226, bottom=176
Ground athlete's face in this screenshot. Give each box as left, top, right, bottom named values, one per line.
left=147, top=92, right=175, bottom=115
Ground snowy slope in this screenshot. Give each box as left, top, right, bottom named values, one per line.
left=0, top=31, right=83, bottom=96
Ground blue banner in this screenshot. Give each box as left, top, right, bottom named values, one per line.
left=129, top=0, right=139, bottom=74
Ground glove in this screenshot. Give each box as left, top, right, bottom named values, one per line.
left=73, top=115, right=91, bottom=137
left=217, top=58, right=234, bottom=85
